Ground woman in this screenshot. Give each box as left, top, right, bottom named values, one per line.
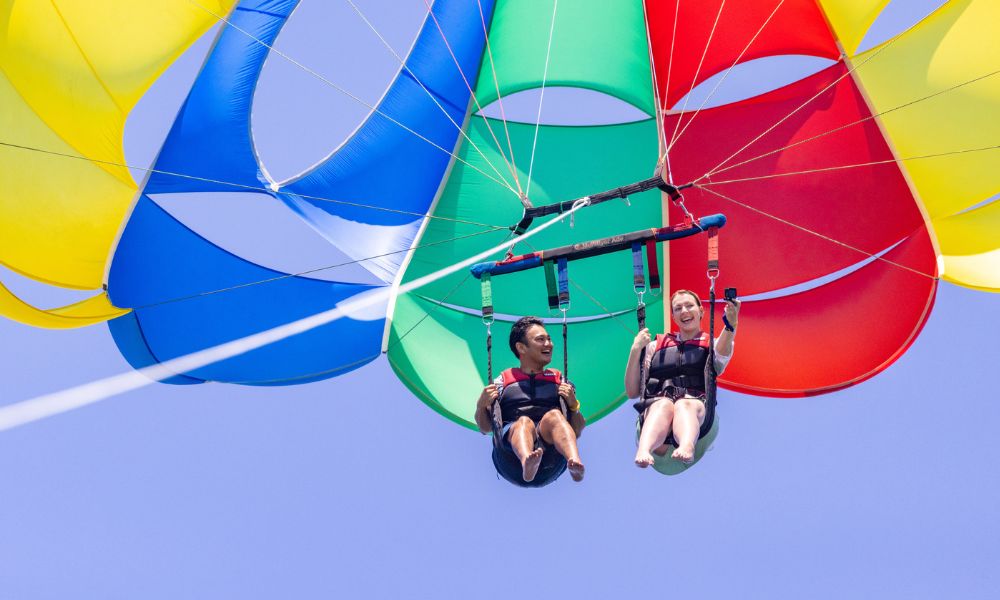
left=624, top=289, right=740, bottom=467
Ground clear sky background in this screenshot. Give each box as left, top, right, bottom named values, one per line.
left=2, top=2, right=998, bottom=598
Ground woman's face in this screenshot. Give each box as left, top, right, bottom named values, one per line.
left=671, top=292, right=703, bottom=333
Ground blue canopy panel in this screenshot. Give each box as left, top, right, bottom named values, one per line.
left=107, top=195, right=384, bottom=385
left=282, top=0, right=497, bottom=226
left=145, top=0, right=297, bottom=194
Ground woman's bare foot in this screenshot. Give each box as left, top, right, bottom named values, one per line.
left=568, top=458, right=585, bottom=482
left=671, top=443, right=695, bottom=464
left=634, top=451, right=655, bottom=468
left=522, top=448, right=544, bottom=482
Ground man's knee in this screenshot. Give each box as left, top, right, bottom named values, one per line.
left=512, top=415, right=536, bottom=435
left=539, top=409, right=569, bottom=429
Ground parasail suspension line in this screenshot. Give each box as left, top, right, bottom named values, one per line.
left=344, top=0, right=518, bottom=193
left=525, top=0, right=560, bottom=200
left=471, top=0, right=523, bottom=196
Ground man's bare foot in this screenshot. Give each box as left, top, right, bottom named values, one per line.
left=522, top=448, right=543, bottom=482
left=634, top=451, right=655, bottom=468
left=671, top=444, right=695, bottom=464
left=568, top=458, right=585, bottom=482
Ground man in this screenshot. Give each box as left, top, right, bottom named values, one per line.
left=475, top=316, right=586, bottom=487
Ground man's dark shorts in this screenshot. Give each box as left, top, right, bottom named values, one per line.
left=492, top=421, right=566, bottom=488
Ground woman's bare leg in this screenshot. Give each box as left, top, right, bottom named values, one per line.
left=539, top=410, right=585, bottom=482
left=509, top=416, right=543, bottom=482
left=635, top=399, right=674, bottom=468
left=670, top=398, right=706, bottom=463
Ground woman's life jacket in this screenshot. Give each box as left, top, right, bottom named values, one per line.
left=643, top=332, right=711, bottom=399
left=497, top=368, right=566, bottom=425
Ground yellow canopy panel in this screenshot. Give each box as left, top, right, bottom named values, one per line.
left=0, top=0, right=234, bottom=326
left=852, top=0, right=1000, bottom=220
left=851, top=0, right=1000, bottom=292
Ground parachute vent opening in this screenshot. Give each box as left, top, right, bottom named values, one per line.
left=668, top=55, right=835, bottom=112
left=855, top=0, right=948, bottom=54
left=251, top=1, right=426, bottom=183
left=476, top=87, right=652, bottom=126
left=148, top=192, right=386, bottom=286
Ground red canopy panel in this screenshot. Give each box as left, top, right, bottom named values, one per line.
left=645, top=0, right=840, bottom=109
left=666, top=63, right=931, bottom=296
left=709, top=228, right=937, bottom=396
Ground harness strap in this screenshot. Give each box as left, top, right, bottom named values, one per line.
left=556, top=258, right=570, bottom=308
left=707, top=226, right=720, bottom=276
left=480, top=273, right=494, bottom=381
left=645, top=239, right=660, bottom=290
left=631, top=242, right=645, bottom=292
left=480, top=273, right=494, bottom=322
left=544, top=260, right=558, bottom=310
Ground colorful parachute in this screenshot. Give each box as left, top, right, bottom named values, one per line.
left=1, top=1, right=997, bottom=428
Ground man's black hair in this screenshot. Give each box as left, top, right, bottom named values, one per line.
left=509, top=316, right=545, bottom=358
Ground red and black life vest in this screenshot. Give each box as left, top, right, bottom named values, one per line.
left=498, top=368, right=564, bottom=424
left=643, top=332, right=710, bottom=399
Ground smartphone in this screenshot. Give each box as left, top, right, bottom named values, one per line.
left=724, top=287, right=738, bottom=302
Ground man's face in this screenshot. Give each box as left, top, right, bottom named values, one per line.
left=517, top=324, right=553, bottom=366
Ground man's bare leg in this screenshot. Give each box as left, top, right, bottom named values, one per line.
left=509, top=416, right=543, bottom=481
left=539, top=410, right=585, bottom=482
left=635, top=398, right=673, bottom=468
left=670, top=398, right=705, bottom=463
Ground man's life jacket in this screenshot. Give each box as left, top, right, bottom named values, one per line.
left=498, top=368, right=565, bottom=425
left=644, top=332, right=710, bottom=399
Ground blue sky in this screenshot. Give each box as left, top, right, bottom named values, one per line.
left=2, top=1, right=997, bottom=598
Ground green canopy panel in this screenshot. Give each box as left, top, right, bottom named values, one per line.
left=473, top=0, right=655, bottom=115
left=389, top=116, right=666, bottom=428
